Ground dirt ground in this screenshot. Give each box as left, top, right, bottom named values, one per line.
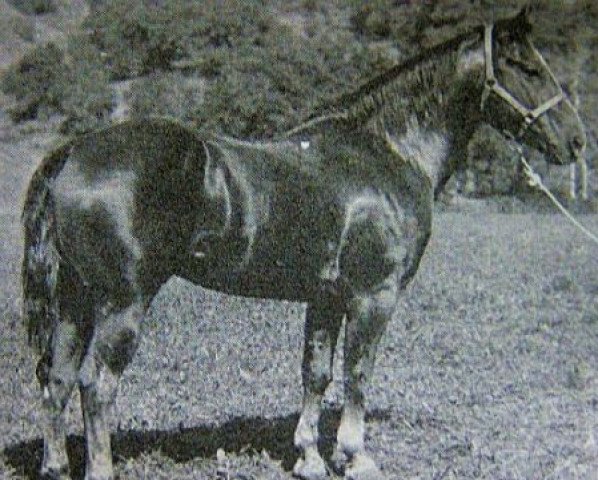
left=0, top=118, right=597, bottom=479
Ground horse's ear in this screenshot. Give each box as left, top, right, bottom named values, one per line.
left=512, top=3, right=534, bottom=37
left=519, top=4, right=531, bottom=19
left=517, top=3, right=534, bottom=28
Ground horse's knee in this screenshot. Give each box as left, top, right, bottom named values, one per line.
left=349, top=273, right=400, bottom=326
left=306, top=363, right=332, bottom=394
left=304, top=329, right=334, bottom=387
left=97, top=325, right=139, bottom=375
left=43, top=371, right=76, bottom=414
left=80, top=359, right=120, bottom=413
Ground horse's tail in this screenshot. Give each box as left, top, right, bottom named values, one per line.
left=21, top=141, right=72, bottom=355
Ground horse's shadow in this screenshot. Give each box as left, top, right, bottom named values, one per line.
left=3, top=409, right=391, bottom=479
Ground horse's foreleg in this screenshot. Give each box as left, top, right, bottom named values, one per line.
left=294, top=297, right=344, bottom=480
left=334, top=275, right=398, bottom=480
left=79, top=302, right=143, bottom=480
left=39, top=320, right=83, bottom=480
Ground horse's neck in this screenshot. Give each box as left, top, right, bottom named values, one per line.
left=383, top=120, right=452, bottom=191
left=384, top=47, right=484, bottom=193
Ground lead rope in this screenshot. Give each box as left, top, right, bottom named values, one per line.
left=512, top=142, right=598, bottom=246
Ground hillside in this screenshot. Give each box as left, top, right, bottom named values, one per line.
left=0, top=0, right=89, bottom=68
left=0, top=0, right=596, bottom=199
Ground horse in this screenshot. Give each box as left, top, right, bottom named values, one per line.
left=21, top=8, right=585, bottom=480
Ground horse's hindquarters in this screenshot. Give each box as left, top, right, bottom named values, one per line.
left=52, top=161, right=142, bottom=308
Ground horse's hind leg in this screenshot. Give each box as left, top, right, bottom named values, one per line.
left=294, top=294, right=344, bottom=480
left=334, top=275, right=399, bottom=480
left=39, top=263, right=88, bottom=479
left=78, top=300, right=144, bottom=480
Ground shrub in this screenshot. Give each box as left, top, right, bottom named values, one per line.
left=1, top=42, right=65, bottom=121
left=83, top=0, right=183, bottom=79
left=196, top=65, right=293, bottom=138
left=0, top=35, right=113, bottom=132
left=1, top=11, right=35, bottom=42
left=58, top=35, right=114, bottom=134
left=116, top=1, right=377, bottom=137
left=6, top=0, right=56, bottom=15
left=129, top=72, right=204, bottom=124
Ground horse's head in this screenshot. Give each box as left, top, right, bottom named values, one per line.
left=480, top=7, right=585, bottom=165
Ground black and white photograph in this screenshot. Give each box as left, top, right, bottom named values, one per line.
left=0, top=1, right=597, bottom=478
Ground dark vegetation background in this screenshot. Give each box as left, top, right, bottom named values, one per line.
left=1, top=0, right=597, bottom=202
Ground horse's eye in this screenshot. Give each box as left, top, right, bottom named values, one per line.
left=505, top=57, right=541, bottom=77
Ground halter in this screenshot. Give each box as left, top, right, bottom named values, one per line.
left=480, top=24, right=564, bottom=139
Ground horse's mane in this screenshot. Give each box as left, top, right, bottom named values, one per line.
left=284, top=28, right=481, bottom=139
left=286, top=11, right=531, bottom=138
left=327, top=29, right=479, bottom=121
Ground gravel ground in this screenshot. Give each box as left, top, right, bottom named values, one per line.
left=1, top=128, right=597, bottom=479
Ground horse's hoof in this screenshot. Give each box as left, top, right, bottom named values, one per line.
left=40, top=465, right=70, bottom=480
left=344, top=454, right=384, bottom=480
left=331, top=448, right=349, bottom=475
left=293, top=453, right=328, bottom=480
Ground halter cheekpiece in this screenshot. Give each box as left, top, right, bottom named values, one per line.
left=481, top=23, right=564, bottom=139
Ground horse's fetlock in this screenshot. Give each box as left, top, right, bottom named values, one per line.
left=36, top=355, right=51, bottom=387
left=43, top=374, right=74, bottom=413
left=308, top=370, right=331, bottom=394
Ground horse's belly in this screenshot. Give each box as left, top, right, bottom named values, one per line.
left=182, top=199, right=421, bottom=301
left=181, top=222, right=338, bottom=301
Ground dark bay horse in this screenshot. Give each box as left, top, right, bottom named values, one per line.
left=22, top=9, right=585, bottom=480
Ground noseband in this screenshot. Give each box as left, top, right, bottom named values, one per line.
left=480, top=24, right=564, bottom=139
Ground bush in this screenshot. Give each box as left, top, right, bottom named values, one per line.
left=129, top=72, right=204, bottom=124
left=6, top=0, right=56, bottom=15
left=0, top=36, right=113, bottom=132
left=83, top=0, right=183, bottom=79
left=83, top=0, right=273, bottom=80
left=0, top=11, right=35, bottom=42
left=196, top=65, right=293, bottom=138
left=58, top=35, right=114, bottom=134
left=1, top=42, right=65, bottom=121
left=119, top=1, right=377, bottom=138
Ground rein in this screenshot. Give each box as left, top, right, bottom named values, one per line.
left=508, top=140, right=598, bottom=246
left=481, top=24, right=564, bottom=139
